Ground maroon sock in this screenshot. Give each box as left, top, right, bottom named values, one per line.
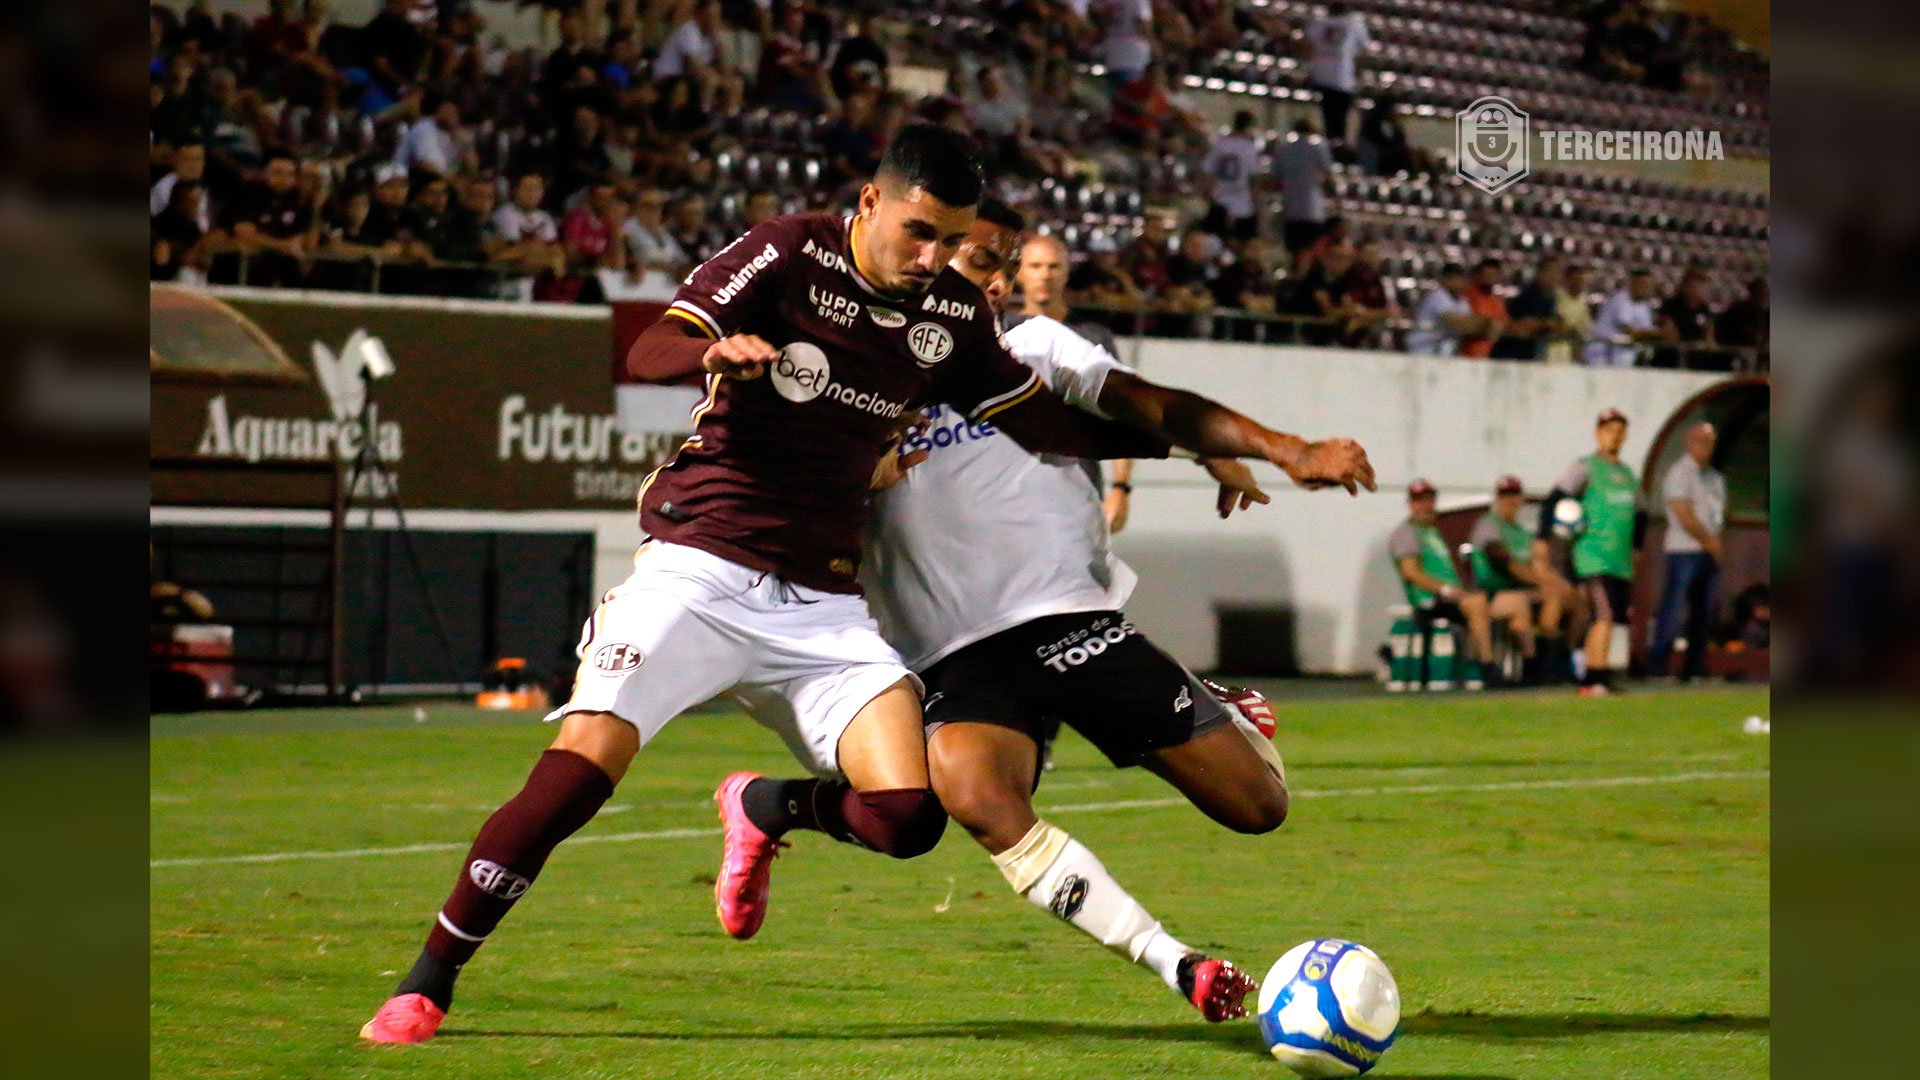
left=420, top=749, right=613, bottom=967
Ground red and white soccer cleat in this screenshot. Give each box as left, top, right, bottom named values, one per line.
left=1181, top=955, right=1257, bottom=1022
left=1577, top=683, right=1611, bottom=698
left=713, top=771, right=786, bottom=941
left=359, top=993, right=445, bottom=1044
left=1203, top=679, right=1278, bottom=740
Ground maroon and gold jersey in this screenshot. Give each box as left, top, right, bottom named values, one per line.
left=633, top=212, right=1163, bottom=594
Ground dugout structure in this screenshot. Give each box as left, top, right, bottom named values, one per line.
left=150, top=286, right=348, bottom=702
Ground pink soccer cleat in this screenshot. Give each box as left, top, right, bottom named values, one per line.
left=359, top=993, right=445, bottom=1044
left=1181, top=955, right=1257, bottom=1022
left=713, top=771, right=786, bottom=941
left=1203, top=678, right=1278, bottom=740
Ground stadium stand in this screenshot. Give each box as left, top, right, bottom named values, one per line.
left=149, top=0, right=1767, bottom=369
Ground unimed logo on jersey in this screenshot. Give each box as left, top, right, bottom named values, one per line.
left=709, top=242, right=780, bottom=306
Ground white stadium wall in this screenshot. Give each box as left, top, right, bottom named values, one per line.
left=1103, top=341, right=1719, bottom=673
left=592, top=343, right=1714, bottom=676
left=153, top=297, right=1718, bottom=676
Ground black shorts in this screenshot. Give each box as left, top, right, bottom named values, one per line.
left=1199, top=203, right=1259, bottom=241
left=1580, top=574, right=1632, bottom=622
left=1416, top=597, right=1466, bottom=623
left=918, top=610, right=1232, bottom=768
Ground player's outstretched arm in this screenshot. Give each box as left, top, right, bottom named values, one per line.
left=626, top=317, right=781, bottom=384
left=1095, top=370, right=1378, bottom=496
left=985, top=378, right=1175, bottom=461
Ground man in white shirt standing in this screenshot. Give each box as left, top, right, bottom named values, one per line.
left=1649, top=422, right=1727, bottom=680
left=1584, top=268, right=1662, bottom=366
left=1201, top=111, right=1264, bottom=241
left=1305, top=1, right=1370, bottom=144
left=1406, top=263, right=1494, bottom=356
left=1097, top=0, right=1156, bottom=86
left=1271, top=120, right=1334, bottom=254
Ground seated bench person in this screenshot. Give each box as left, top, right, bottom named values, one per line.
left=1467, top=474, right=1577, bottom=682
left=1387, top=479, right=1505, bottom=688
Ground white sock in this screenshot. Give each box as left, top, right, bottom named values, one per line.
left=992, top=821, right=1190, bottom=991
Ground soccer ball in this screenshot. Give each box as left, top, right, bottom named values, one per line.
left=1549, top=496, right=1585, bottom=538
left=1257, top=939, right=1400, bottom=1077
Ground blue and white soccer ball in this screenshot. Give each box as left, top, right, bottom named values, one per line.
left=1257, top=939, right=1401, bottom=1077
left=1549, top=496, right=1586, bottom=539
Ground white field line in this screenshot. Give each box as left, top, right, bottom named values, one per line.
left=148, top=769, right=1767, bottom=869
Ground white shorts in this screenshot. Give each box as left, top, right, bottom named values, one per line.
left=547, top=541, right=920, bottom=778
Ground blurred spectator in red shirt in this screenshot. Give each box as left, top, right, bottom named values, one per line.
left=563, top=180, right=618, bottom=271
left=1122, top=216, right=1174, bottom=298
left=758, top=0, right=829, bottom=112
left=1460, top=257, right=1511, bottom=358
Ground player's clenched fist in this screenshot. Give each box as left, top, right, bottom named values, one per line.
left=702, top=334, right=781, bottom=379
left=1282, top=438, right=1378, bottom=496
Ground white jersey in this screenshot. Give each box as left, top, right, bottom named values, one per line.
left=1204, top=134, right=1263, bottom=220
left=861, top=315, right=1137, bottom=670
left=1306, top=14, right=1369, bottom=93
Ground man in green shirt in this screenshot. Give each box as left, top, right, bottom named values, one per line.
left=1468, top=474, right=1575, bottom=679
left=1388, top=479, right=1502, bottom=688
left=1537, top=408, right=1645, bottom=695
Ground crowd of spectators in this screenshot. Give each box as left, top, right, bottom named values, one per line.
left=1576, top=0, right=1714, bottom=93
left=147, top=0, right=1765, bottom=368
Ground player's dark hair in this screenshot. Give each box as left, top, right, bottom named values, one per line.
left=975, top=195, right=1025, bottom=233
left=876, top=123, right=984, bottom=207
left=1474, top=257, right=1502, bottom=272
left=1233, top=110, right=1256, bottom=132
left=1439, top=262, right=1466, bottom=277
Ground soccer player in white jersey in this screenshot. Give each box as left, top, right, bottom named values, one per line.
left=861, top=203, right=1376, bottom=1022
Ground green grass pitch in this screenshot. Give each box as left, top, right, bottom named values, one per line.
left=151, top=686, right=1769, bottom=1079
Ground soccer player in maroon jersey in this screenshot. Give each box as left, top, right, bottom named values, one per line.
left=361, top=126, right=1370, bottom=1043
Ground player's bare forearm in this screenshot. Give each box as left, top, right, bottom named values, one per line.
left=1097, top=371, right=1376, bottom=494
left=1097, top=371, right=1289, bottom=460
left=992, top=386, right=1171, bottom=461
left=1397, top=557, right=1456, bottom=598
left=1669, top=500, right=1713, bottom=546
